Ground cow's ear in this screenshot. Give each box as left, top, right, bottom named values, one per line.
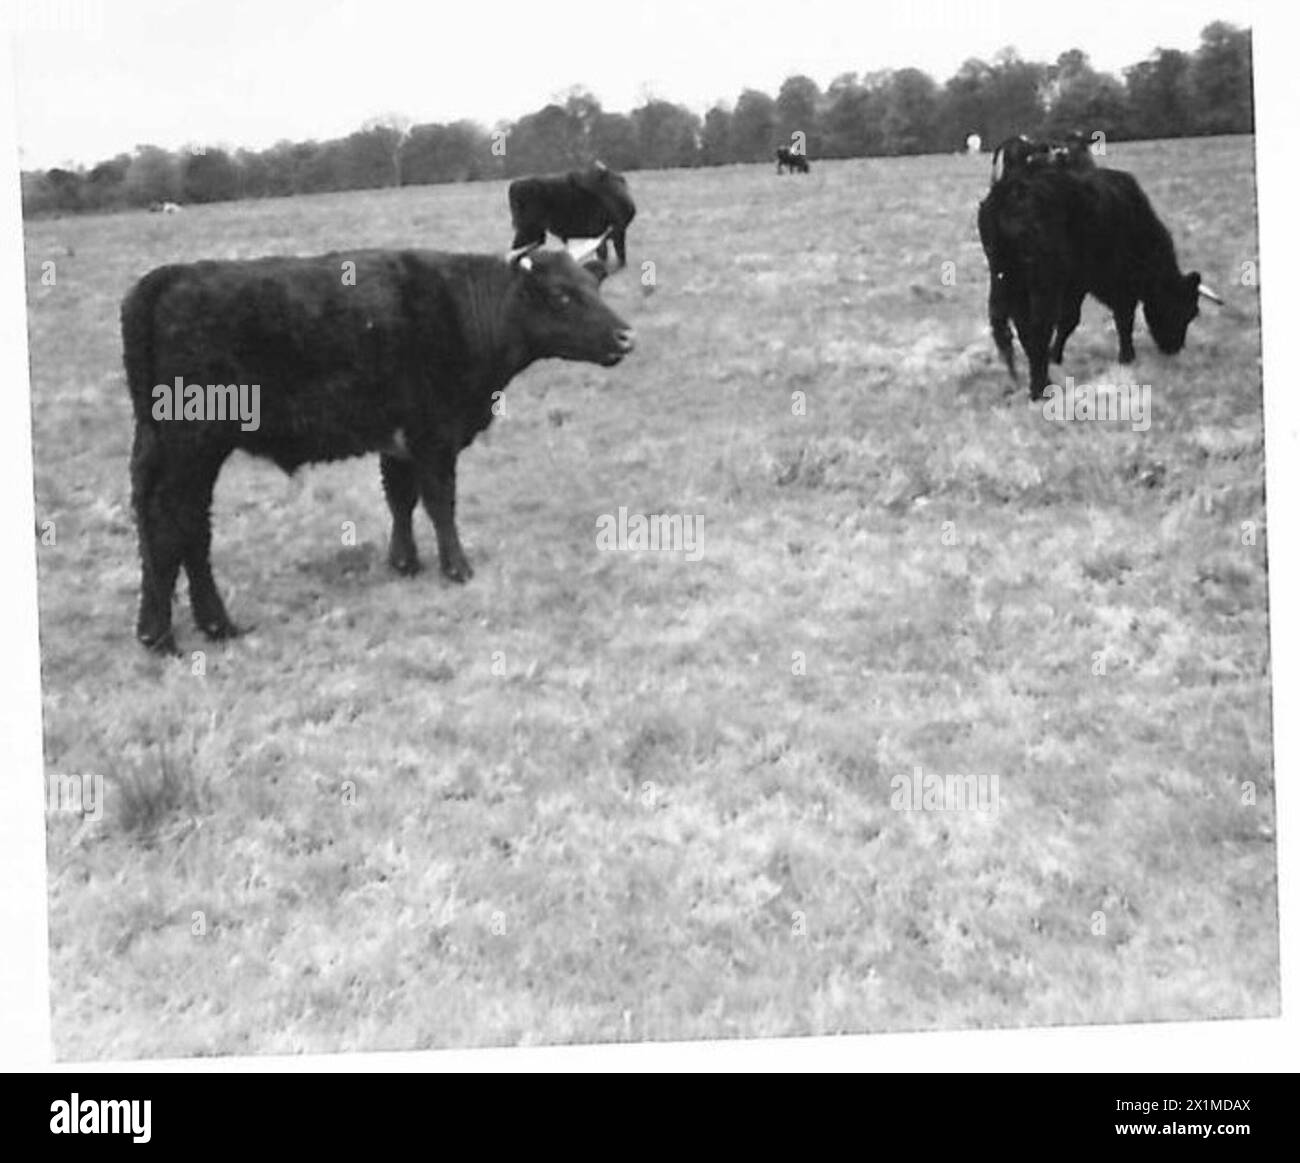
left=583, top=259, right=609, bottom=285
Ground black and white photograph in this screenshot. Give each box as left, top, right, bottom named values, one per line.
left=0, top=0, right=1290, bottom=1072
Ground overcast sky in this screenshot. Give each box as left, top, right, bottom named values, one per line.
left=9, top=0, right=1257, bottom=169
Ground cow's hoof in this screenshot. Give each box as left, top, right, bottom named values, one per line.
left=440, top=556, right=474, bottom=584
left=389, top=550, right=422, bottom=576
left=199, top=618, right=248, bottom=641
left=140, top=630, right=182, bottom=657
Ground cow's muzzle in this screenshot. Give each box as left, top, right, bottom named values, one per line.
left=604, top=328, right=635, bottom=365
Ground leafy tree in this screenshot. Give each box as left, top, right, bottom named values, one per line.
left=562, top=88, right=603, bottom=156
left=983, top=49, right=1048, bottom=142
left=358, top=115, right=411, bottom=186
left=1190, top=22, right=1253, bottom=135
left=880, top=68, right=939, bottom=154
left=84, top=153, right=131, bottom=210
left=589, top=112, right=641, bottom=171
left=45, top=167, right=84, bottom=211
left=298, top=139, right=350, bottom=194
left=939, top=58, right=997, bottom=150
left=631, top=100, right=699, bottom=168
left=1042, top=50, right=1130, bottom=139
left=730, top=89, right=777, bottom=162
left=700, top=104, right=733, bottom=165
left=181, top=147, right=239, bottom=203
left=775, top=75, right=821, bottom=154
left=1125, top=49, right=1193, bottom=140
left=822, top=73, right=876, bottom=158
left=505, top=103, right=593, bottom=175
left=401, top=121, right=493, bottom=184
left=124, top=146, right=180, bottom=206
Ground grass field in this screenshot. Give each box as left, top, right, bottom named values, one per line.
left=29, top=136, right=1276, bottom=1058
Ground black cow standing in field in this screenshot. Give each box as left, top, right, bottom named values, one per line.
left=122, top=237, right=634, bottom=653
left=775, top=147, right=810, bottom=174
left=508, top=162, right=636, bottom=270
left=978, top=159, right=1222, bottom=400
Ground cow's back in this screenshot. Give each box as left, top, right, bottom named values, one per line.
left=1071, top=169, right=1180, bottom=299
left=125, top=250, right=483, bottom=470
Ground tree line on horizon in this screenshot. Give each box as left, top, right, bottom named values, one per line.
left=21, top=21, right=1251, bottom=217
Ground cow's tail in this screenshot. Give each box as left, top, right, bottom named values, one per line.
left=121, top=266, right=185, bottom=542
left=121, top=264, right=181, bottom=427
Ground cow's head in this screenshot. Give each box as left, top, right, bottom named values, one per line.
left=577, top=162, right=636, bottom=227
left=506, top=240, right=634, bottom=367
left=1144, top=271, right=1205, bottom=354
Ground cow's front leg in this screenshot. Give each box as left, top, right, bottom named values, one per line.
left=381, top=454, right=421, bottom=575
left=182, top=451, right=244, bottom=640
left=1020, top=284, right=1062, bottom=401
left=988, top=275, right=1017, bottom=381
left=415, top=445, right=473, bottom=583
left=1015, top=308, right=1054, bottom=402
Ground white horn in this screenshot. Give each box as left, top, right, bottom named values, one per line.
left=567, top=229, right=611, bottom=264
left=505, top=240, right=542, bottom=264
left=1198, top=283, right=1225, bottom=305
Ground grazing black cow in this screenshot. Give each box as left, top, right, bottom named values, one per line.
left=978, top=163, right=1221, bottom=399
left=508, top=162, right=636, bottom=269
left=775, top=147, right=810, bottom=174
left=122, top=238, right=634, bottom=653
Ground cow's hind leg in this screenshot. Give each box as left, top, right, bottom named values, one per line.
left=130, top=425, right=185, bottom=654
left=413, top=443, right=472, bottom=583
left=182, top=451, right=242, bottom=640
left=1114, top=301, right=1137, bottom=363
left=1051, top=291, right=1085, bottom=364
left=381, top=454, right=421, bottom=575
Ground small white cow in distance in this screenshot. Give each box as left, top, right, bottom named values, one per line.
left=149, top=201, right=182, bottom=213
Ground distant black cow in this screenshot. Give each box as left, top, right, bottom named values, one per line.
left=978, top=163, right=1221, bottom=399
left=122, top=239, right=634, bottom=653
left=508, top=162, right=636, bottom=269
left=775, top=147, right=810, bottom=174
